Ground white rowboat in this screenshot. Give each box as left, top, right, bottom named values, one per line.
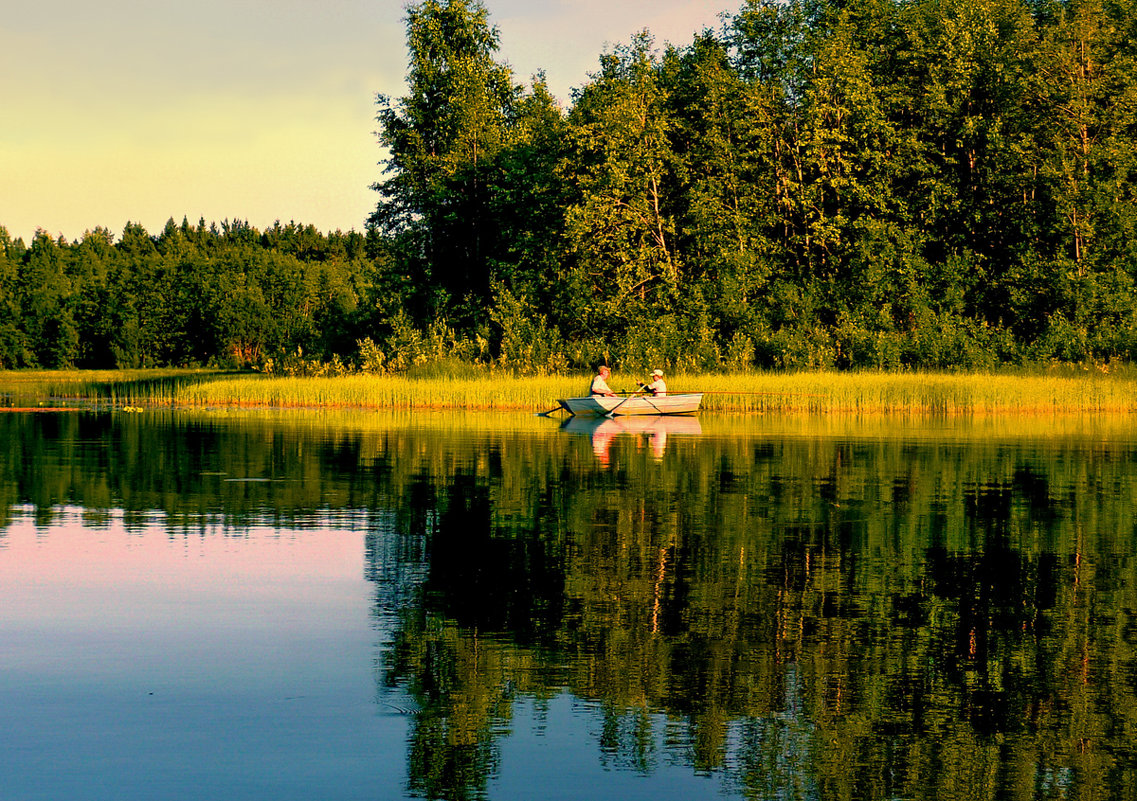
left=556, top=393, right=703, bottom=417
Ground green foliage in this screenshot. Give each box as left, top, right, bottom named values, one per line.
left=371, top=0, right=523, bottom=316
left=5, top=0, right=1137, bottom=372
left=364, top=0, right=1136, bottom=372
left=356, top=337, right=386, bottom=373
left=0, top=228, right=30, bottom=368
left=489, top=285, right=566, bottom=373
left=360, top=309, right=485, bottom=374
left=258, top=347, right=352, bottom=378
left=0, top=220, right=374, bottom=371
left=565, top=34, right=683, bottom=327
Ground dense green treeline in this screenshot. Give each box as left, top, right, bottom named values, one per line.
left=4, top=0, right=1136, bottom=371
left=0, top=219, right=382, bottom=370
left=373, top=0, right=1137, bottom=370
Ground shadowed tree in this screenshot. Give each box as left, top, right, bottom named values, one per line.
left=0, top=228, right=29, bottom=367
left=371, top=0, right=519, bottom=325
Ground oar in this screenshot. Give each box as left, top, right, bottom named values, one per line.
left=536, top=404, right=565, bottom=417
left=604, top=389, right=643, bottom=418
left=680, top=390, right=826, bottom=397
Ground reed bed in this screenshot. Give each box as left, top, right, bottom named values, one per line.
left=0, top=369, right=223, bottom=405
left=4, top=368, right=1137, bottom=415
left=679, top=370, right=1137, bottom=414
left=169, top=373, right=575, bottom=411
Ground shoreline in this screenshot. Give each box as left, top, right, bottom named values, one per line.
left=3, top=367, right=1137, bottom=415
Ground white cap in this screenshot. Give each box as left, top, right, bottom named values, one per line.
left=652, top=369, right=663, bottom=376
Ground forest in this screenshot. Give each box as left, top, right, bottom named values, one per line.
left=2, top=0, right=1135, bottom=372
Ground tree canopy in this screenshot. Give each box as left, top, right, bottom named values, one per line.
left=3, top=0, right=1135, bottom=371
left=368, top=0, right=1137, bottom=371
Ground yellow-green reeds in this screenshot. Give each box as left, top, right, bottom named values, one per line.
left=0, top=369, right=224, bottom=406
left=170, top=373, right=572, bottom=410
left=680, top=370, right=1137, bottom=414
left=4, top=368, right=1137, bottom=415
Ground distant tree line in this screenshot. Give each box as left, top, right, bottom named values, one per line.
left=3, top=0, right=1136, bottom=371
left=0, top=220, right=380, bottom=370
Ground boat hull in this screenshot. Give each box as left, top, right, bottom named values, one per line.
left=556, top=393, right=703, bottom=417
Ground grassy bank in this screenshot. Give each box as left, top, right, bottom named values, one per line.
left=0, top=369, right=227, bottom=407
left=3, top=366, right=1137, bottom=414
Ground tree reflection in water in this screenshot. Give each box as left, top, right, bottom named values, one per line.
left=356, top=417, right=1137, bottom=801
left=4, top=411, right=1137, bottom=800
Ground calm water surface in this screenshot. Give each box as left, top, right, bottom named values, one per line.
left=2, top=410, right=1137, bottom=801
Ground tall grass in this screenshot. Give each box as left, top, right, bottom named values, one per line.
left=171, top=373, right=574, bottom=410
left=0, top=369, right=224, bottom=406
left=682, top=370, right=1137, bottom=413
left=4, top=367, right=1137, bottom=414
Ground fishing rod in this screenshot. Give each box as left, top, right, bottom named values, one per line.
left=673, top=390, right=827, bottom=397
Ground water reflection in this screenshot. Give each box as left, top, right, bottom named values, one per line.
left=560, top=414, right=702, bottom=464
left=3, top=410, right=1137, bottom=800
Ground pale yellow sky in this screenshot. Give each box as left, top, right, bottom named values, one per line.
left=1, top=0, right=735, bottom=243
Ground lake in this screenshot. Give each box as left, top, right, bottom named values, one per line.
left=2, top=409, right=1136, bottom=800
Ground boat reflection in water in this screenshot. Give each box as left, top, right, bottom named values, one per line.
left=560, top=414, right=703, bottom=464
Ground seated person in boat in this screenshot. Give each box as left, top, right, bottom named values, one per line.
left=590, top=365, right=616, bottom=397
left=639, top=369, right=667, bottom=397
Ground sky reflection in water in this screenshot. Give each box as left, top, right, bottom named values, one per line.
left=2, top=509, right=401, bottom=800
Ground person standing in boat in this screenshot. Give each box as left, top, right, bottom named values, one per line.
left=590, top=365, right=616, bottom=397
left=642, top=369, right=667, bottom=396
